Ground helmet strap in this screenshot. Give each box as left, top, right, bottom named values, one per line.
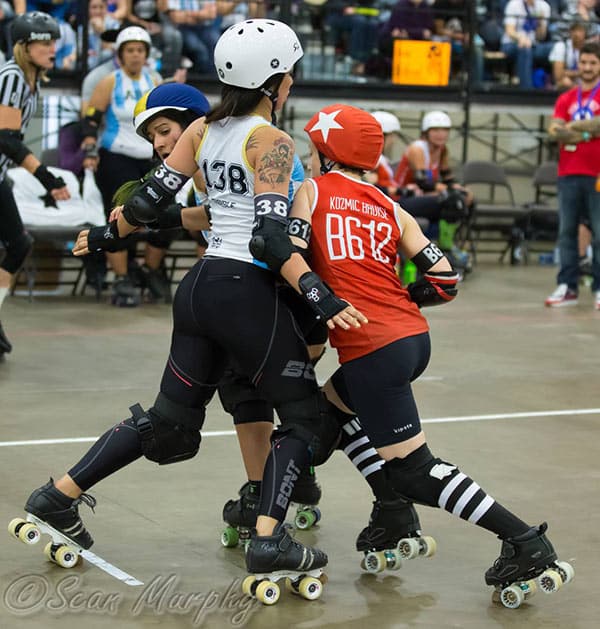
left=318, top=153, right=334, bottom=176
left=260, top=74, right=285, bottom=125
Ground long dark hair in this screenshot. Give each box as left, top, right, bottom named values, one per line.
left=205, top=73, right=286, bottom=124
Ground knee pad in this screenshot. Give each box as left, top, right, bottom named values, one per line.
left=217, top=371, right=274, bottom=424
left=276, top=393, right=341, bottom=466
left=1, top=231, right=33, bottom=274
left=439, top=190, right=468, bottom=223
left=144, top=229, right=175, bottom=249
left=133, top=392, right=205, bottom=465
left=384, top=444, right=461, bottom=508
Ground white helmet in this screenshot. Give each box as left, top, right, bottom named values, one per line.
left=115, top=26, right=151, bottom=54
left=371, top=111, right=401, bottom=134
left=214, top=19, right=303, bottom=89
left=421, top=110, right=452, bottom=132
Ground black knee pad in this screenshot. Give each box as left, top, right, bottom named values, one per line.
left=1, top=231, right=33, bottom=274
left=218, top=370, right=274, bottom=424
left=384, top=444, right=460, bottom=508
left=276, top=393, right=341, bottom=466
left=144, top=229, right=175, bottom=249
left=134, top=393, right=205, bottom=465
left=439, top=189, right=468, bottom=223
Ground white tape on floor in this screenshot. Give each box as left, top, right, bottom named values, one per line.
left=1, top=408, right=599, bottom=448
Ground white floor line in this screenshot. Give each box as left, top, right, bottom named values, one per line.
left=1, top=408, right=599, bottom=448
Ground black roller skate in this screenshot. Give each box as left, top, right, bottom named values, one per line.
left=356, top=498, right=436, bottom=573
left=243, top=523, right=328, bottom=605
left=139, top=264, right=172, bottom=304
left=485, top=522, right=574, bottom=609
left=0, top=320, right=12, bottom=356
left=8, top=479, right=96, bottom=569
left=221, top=481, right=259, bottom=549
left=290, top=466, right=322, bottom=530
left=111, top=275, right=140, bottom=307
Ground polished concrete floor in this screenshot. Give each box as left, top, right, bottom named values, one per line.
left=1, top=262, right=598, bottom=629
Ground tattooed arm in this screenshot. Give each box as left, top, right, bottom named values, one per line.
left=246, top=125, right=295, bottom=198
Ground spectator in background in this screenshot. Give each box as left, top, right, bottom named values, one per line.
left=0, top=2, right=16, bottom=60
left=124, top=0, right=183, bottom=76
left=88, top=0, right=121, bottom=69
left=366, top=110, right=403, bottom=197
left=324, top=1, right=381, bottom=76
left=550, top=18, right=588, bottom=89
left=501, top=0, right=553, bottom=89
left=559, top=0, right=600, bottom=40
left=165, top=1, right=220, bottom=75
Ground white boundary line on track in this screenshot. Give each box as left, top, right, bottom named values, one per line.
left=1, top=408, right=599, bottom=448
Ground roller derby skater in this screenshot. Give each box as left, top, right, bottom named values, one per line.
left=288, top=103, right=573, bottom=606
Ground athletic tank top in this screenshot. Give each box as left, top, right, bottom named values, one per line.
left=198, top=115, right=271, bottom=263
left=100, top=68, right=157, bottom=159
left=394, top=139, right=440, bottom=189
left=308, top=171, right=428, bottom=363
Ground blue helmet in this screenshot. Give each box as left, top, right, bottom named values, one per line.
left=133, top=83, right=211, bottom=139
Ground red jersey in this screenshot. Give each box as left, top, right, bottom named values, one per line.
left=394, top=139, right=440, bottom=188
left=553, top=84, right=600, bottom=177
left=308, top=171, right=429, bottom=363
left=375, top=154, right=394, bottom=189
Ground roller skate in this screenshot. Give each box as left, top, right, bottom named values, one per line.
left=111, top=275, right=140, bottom=307
left=8, top=479, right=142, bottom=585
left=290, top=466, right=322, bottom=530
left=139, top=264, right=172, bottom=304
left=221, top=481, right=259, bottom=549
left=356, top=498, right=436, bottom=574
left=243, top=523, right=328, bottom=605
left=485, top=522, right=574, bottom=609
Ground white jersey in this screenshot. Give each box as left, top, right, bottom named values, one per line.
left=198, top=115, right=270, bottom=263
left=100, top=68, right=158, bottom=159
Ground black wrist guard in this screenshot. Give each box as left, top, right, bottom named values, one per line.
left=298, top=271, right=349, bottom=321
left=86, top=221, right=127, bottom=253
left=33, top=164, right=67, bottom=192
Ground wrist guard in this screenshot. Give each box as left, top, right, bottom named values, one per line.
left=298, top=271, right=349, bottom=321
left=86, top=221, right=127, bottom=253
left=33, top=164, right=67, bottom=192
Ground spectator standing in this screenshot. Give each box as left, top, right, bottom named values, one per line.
left=501, top=0, right=553, bottom=89
left=164, top=0, right=220, bottom=75
left=545, top=41, right=600, bottom=309
left=88, top=0, right=121, bottom=70
left=0, top=12, right=70, bottom=359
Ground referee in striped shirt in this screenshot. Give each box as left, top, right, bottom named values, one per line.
left=0, top=11, right=70, bottom=360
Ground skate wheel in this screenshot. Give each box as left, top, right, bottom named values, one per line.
left=295, top=509, right=317, bottom=530
left=363, top=551, right=386, bottom=574
left=318, top=572, right=328, bottom=585
left=242, top=576, right=256, bottom=597
left=523, top=579, right=537, bottom=599
left=387, top=549, right=403, bottom=571
left=54, top=544, right=79, bottom=568
left=537, top=569, right=562, bottom=594
left=420, top=535, right=437, bottom=558
left=8, top=518, right=41, bottom=545
left=221, top=526, right=239, bottom=548
left=555, top=561, right=575, bottom=585
left=284, top=578, right=297, bottom=594
left=397, top=537, right=420, bottom=560
left=255, top=580, right=280, bottom=605
left=298, top=576, right=323, bottom=601
left=312, top=507, right=322, bottom=524
left=44, top=542, right=55, bottom=561
left=499, top=584, right=525, bottom=609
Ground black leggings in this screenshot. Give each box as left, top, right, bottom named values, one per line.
left=331, top=333, right=431, bottom=448
left=0, top=178, right=30, bottom=274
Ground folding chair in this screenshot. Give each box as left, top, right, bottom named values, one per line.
left=461, top=160, right=528, bottom=263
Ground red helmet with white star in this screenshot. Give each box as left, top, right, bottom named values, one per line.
left=304, top=104, right=384, bottom=171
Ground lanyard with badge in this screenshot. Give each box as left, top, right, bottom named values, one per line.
left=564, top=80, right=600, bottom=151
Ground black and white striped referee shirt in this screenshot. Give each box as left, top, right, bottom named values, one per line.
left=0, top=59, right=39, bottom=182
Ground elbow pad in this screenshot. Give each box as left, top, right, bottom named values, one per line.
left=414, top=169, right=435, bottom=192
left=0, top=129, right=31, bottom=164
left=122, top=163, right=189, bottom=227
left=81, top=107, right=104, bottom=139
left=249, top=217, right=295, bottom=272
left=407, top=270, right=459, bottom=307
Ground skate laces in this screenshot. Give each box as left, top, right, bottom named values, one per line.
left=73, top=492, right=97, bottom=513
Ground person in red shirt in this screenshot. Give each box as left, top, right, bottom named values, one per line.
left=289, top=103, right=573, bottom=606
left=545, top=41, right=600, bottom=309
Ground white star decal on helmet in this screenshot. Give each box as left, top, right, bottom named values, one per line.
left=309, top=109, right=344, bottom=142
